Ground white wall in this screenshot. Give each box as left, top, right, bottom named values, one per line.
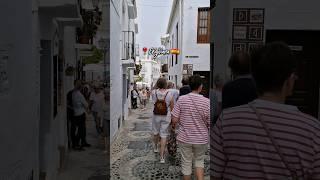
left=110, top=0, right=123, bottom=141
left=167, top=0, right=181, bottom=86
left=167, top=0, right=210, bottom=87
left=182, top=0, right=210, bottom=72
left=0, top=0, right=39, bottom=179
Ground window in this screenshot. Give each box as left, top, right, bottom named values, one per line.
left=197, top=7, right=210, bottom=43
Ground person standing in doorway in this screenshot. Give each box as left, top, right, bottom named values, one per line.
left=72, top=80, right=91, bottom=150
left=171, top=75, right=210, bottom=180
left=152, top=78, right=174, bottom=163
left=179, top=76, right=191, bottom=96
left=222, top=51, right=257, bottom=109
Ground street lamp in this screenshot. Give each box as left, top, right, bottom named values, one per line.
left=98, top=38, right=109, bottom=82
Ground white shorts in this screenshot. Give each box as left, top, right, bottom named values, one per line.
left=152, top=115, right=170, bottom=138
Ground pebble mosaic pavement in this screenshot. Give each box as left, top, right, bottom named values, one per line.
left=111, top=103, right=210, bottom=180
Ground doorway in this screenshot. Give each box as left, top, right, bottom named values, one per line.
left=266, top=30, right=320, bottom=118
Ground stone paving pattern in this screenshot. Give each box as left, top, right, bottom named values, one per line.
left=111, top=103, right=209, bottom=180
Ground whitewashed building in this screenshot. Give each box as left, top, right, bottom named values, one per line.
left=109, top=0, right=138, bottom=142
left=165, top=0, right=210, bottom=96
left=139, top=56, right=161, bottom=89
left=211, top=0, right=320, bottom=118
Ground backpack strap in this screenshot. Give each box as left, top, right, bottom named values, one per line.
left=164, top=91, right=169, bottom=100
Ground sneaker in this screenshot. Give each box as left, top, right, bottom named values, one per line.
left=153, top=144, right=159, bottom=153
left=160, top=157, right=165, bottom=163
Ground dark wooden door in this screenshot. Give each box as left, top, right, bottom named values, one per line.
left=266, top=30, right=320, bottom=118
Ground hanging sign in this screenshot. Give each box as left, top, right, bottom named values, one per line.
left=147, top=47, right=180, bottom=60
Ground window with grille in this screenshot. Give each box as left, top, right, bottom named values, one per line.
left=197, top=7, right=210, bottom=43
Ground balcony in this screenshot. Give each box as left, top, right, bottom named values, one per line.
left=38, top=0, right=81, bottom=18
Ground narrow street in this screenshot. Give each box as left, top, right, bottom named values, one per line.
left=58, top=115, right=108, bottom=180
left=111, top=102, right=210, bottom=180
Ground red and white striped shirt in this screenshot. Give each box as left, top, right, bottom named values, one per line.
left=171, top=93, right=210, bottom=144
left=211, top=99, right=320, bottom=179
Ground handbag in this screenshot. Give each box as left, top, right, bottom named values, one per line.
left=248, top=103, right=298, bottom=180
left=167, top=125, right=177, bottom=157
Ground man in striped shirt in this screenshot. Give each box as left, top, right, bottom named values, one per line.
left=172, top=75, right=210, bottom=180
left=211, top=42, right=320, bottom=179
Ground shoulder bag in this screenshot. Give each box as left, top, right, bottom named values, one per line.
left=248, top=103, right=298, bottom=180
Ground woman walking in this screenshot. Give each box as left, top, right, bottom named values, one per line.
left=151, top=78, right=174, bottom=163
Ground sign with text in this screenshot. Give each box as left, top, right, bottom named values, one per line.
left=147, top=47, right=180, bottom=60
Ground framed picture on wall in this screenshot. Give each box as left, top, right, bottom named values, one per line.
left=232, top=42, right=247, bottom=53
left=248, top=42, right=263, bottom=52
left=248, top=26, right=264, bottom=40
left=233, top=8, right=249, bottom=24
left=249, top=9, right=265, bottom=24
left=233, top=26, right=248, bottom=40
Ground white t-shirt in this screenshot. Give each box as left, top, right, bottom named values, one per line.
left=72, top=90, right=88, bottom=116
left=152, top=89, right=173, bottom=113
left=90, top=92, right=105, bottom=113
left=132, top=90, right=138, bottom=98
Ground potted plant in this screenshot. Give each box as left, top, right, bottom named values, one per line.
left=82, top=46, right=104, bottom=64
left=79, top=10, right=100, bottom=44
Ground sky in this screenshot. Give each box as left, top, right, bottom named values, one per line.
left=136, top=0, right=173, bottom=53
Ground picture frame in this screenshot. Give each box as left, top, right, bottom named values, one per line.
left=249, top=9, right=265, bottom=24
left=248, top=26, right=264, bottom=40
left=248, top=42, right=263, bottom=52
left=233, top=26, right=248, bottom=40
left=232, top=42, right=247, bottom=53
left=233, top=8, right=249, bottom=24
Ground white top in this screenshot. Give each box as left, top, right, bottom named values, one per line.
left=90, top=91, right=105, bottom=113
left=72, top=90, right=88, bottom=116
left=132, top=90, right=138, bottom=98
left=152, top=89, right=173, bottom=113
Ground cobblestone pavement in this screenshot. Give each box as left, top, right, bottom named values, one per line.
left=58, top=114, right=108, bottom=180
left=111, top=103, right=209, bottom=180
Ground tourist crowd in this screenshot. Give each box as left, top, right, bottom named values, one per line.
left=146, top=41, right=320, bottom=180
